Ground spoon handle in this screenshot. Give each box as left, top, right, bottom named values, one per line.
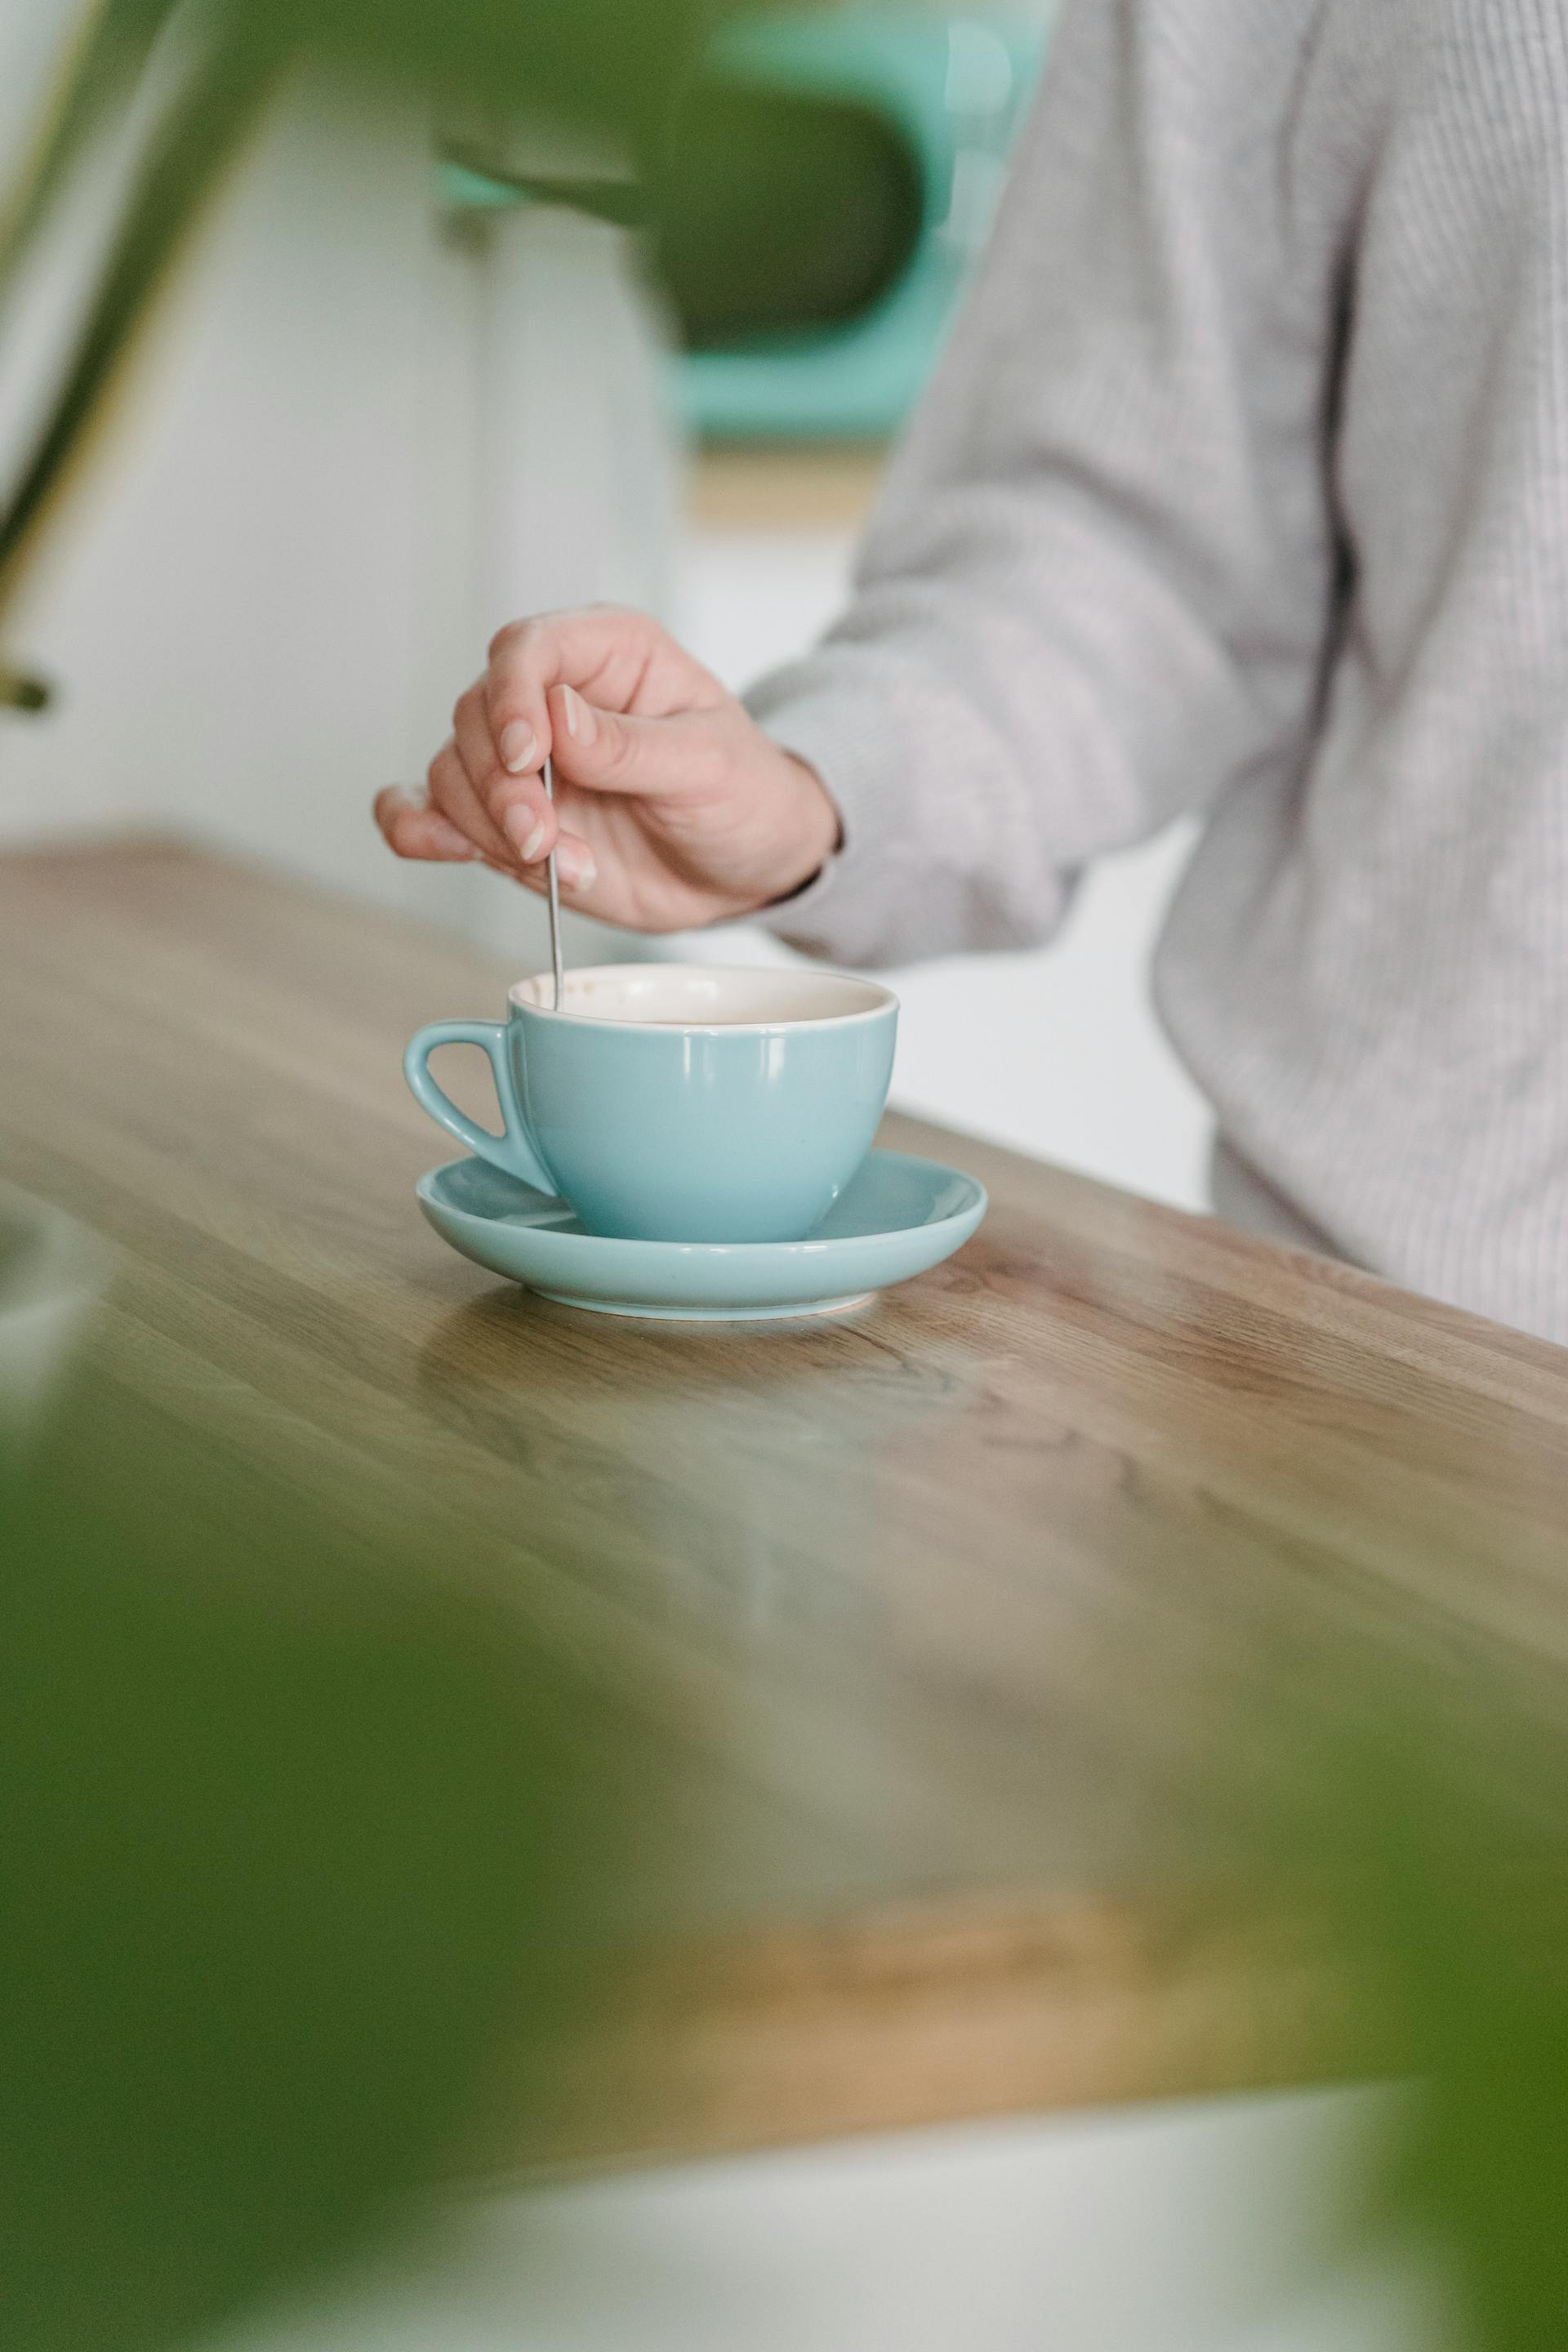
left=542, top=753, right=564, bottom=1013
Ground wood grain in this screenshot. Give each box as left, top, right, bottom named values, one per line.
left=3, top=839, right=1567, bottom=2170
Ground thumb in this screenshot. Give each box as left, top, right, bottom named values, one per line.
left=547, top=684, right=737, bottom=801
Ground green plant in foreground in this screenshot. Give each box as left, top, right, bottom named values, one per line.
left=1227, top=1638, right=1568, bottom=2350
left=0, top=1376, right=674, bottom=2352
left=6, top=1366, right=1568, bottom=2347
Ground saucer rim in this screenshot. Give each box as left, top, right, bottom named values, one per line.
left=415, top=1147, right=987, bottom=1260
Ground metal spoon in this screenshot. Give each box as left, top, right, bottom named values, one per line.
left=542, top=752, right=564, bottom=1012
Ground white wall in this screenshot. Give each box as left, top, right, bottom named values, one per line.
left=1, top=61, right=442, bottom=872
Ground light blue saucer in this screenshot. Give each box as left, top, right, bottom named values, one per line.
left=416, top=1148, right=987, bottom=1321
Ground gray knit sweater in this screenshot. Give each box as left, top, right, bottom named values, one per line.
left=749, top=0, right=1568, bottom=1343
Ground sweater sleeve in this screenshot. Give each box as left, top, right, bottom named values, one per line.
left=746, top=0, right=1346, bottom=968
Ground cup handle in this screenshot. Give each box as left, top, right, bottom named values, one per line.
left=403, top=1020, right=556, bottom=1195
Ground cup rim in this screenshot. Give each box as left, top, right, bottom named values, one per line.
left=508, top=963, right=898, bottom=1035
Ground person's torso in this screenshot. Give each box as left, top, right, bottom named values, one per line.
left=1158, top=0, right=1568, bottom=1339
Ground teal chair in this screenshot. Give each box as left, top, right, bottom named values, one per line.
left=678, top=7, right=1051, bottom=441
left=442, top=7, right=1053, bottom=444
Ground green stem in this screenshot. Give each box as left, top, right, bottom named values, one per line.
left=0, top=12, right=296, bottom=615
left=0, top=668, right=52, bottom=711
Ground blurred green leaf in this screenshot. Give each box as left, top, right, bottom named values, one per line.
left=0, top=8, right=296, bottom=599
left=1228, top=1643, right=1568, bottom=2351
left=0, top=665, right=51, bottom=709
left=651, top=79, right=923, bottom=346
left=0, top=1374, right=672, bottom=2352
left=0, top=0, right=189, bottom=299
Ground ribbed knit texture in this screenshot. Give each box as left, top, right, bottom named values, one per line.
left=747, top=0, right=1568, bottom=1342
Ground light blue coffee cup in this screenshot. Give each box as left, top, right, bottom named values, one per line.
left=404, top=964, right=898, bottom=1244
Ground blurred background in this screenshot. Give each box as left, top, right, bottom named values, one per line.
left=0, top=0, right=1210, bottom=1214
left=12, top=11, right=1566, bottom=2352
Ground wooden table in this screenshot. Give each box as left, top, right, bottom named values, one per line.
left=5, top=840, right=1568, bottom=2172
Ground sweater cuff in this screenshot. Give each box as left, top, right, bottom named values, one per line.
left=743, top=679, right=924, bottom=958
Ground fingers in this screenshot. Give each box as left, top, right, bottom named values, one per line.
left=375, top=773, right=596, bottom=893
left=381, top=596, right=733, bottom=893
left=545, top=687, right=742, bottom=802
left=449, top=686, right=557, bottom=865
left=483, top=607, right=727, bottom=782
left=416, top=737, right=514, bottom=866
left=374, top=786, right=480, bottom=862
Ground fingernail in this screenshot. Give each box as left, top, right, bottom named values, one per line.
left=499, top=721, right=537, bottom=773
left=557, top=842, right=597, bottom=892
left=503, top=804, right=547, bottom=861
left=561, top=684, right=596, bottom=746
left=431, top=817, right=482, bottom=859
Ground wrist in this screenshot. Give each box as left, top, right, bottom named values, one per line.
left=761, top=755, right=842, bottom=908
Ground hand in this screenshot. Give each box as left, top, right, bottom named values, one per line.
left=375, top=606, right=840, bottom=932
